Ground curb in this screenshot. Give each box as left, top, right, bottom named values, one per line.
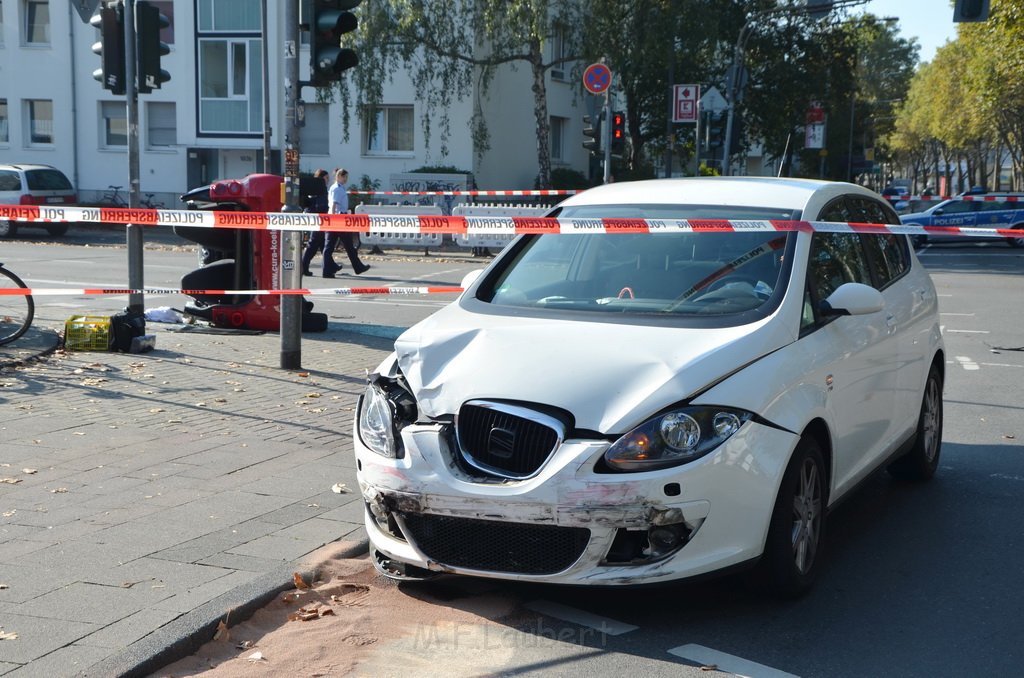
left=83, top=539, right=370, bottom=678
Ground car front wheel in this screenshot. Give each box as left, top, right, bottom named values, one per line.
left=1007, top=224, right=1024, bottom=249
left=0, top=219, right=17, bottom=238
left=757, top=436, right=826, bottom=598
left=888, top=364, right=943, bottom=481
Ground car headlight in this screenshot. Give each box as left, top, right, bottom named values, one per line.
left=604, top=407, right=752, bottom=472
left=358, top=384, right=399, bottom=458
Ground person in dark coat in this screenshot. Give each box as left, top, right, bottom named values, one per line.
left=301, top=169, right=335, bottom=277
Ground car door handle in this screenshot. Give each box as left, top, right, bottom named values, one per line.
left=885, top=314, right=897, bottom=333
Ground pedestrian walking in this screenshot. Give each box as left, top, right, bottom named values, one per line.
left=326, top=168, right=370, bottom=277
left=300, top=169, right=334, bottom=277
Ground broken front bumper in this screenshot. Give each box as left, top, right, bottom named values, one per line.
left=354, top=420, right=798, bottom=585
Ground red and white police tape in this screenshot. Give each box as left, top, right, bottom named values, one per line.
left=0, top=205, right=1020, bottom=240
left=347, top=189, right=577, bottom=196
left=890, top=195, right=1021, bottom=202
left=0, top=285, right=465, bottom=297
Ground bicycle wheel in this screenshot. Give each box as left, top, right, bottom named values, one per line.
left=0, top=266, right=35, bottom=346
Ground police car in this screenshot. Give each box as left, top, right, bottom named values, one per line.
left=901, top=194, right=1024, bottom=248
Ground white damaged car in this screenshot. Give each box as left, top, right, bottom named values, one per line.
left=354, top=177, right=944, bottom=596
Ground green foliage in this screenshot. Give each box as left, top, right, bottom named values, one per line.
left=408, top=166, right=472, bottom=175
left=697, top=162, right=721, bottom=177
left=548, top=167, right=590, bottom=189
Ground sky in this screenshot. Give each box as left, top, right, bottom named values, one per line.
left=859, top=0, right=959, bottom=63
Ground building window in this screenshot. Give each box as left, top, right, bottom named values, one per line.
left=0, top=1, right=5, bottom=47
left=198, top=37, right=263, bottom=135
left=550, top=116, right=566, bottom=161
left=300, top=103, right=329, bottom=155
left=549, top=29, right=568, bottom=81
left=198, top=0, right=260, bottom=31
left=101, top=101, right=127, bottom=147
left=26, top=99, right=53, bottom=145
left=147, top=101, right=177, bottom=147
left=0, top=100, right=8, bottom=144
left=364, top=106, right=414, bottom=155
left=24, top=0, right=49, bottom=44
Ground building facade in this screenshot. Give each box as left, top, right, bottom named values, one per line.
left=0, top=0, right=590, bottom=208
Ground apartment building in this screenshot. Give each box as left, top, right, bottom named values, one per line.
left=0, top=0, right=590, bottom=207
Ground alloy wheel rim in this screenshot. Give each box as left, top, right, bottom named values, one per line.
left=791, top=457, right=821, bottom=575
left=922, top=378, right=941, bottom=462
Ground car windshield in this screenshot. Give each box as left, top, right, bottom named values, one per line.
left=25, top=169, right=73, bottom=191
left=480, top=203, right=797, bottom=318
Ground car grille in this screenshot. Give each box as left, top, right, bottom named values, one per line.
left=401, top=514, right=590, bottom=575
left=456, top=401, right=564, bottom=478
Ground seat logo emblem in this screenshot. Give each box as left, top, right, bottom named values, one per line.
left=488, top=427, right=516, bottom=459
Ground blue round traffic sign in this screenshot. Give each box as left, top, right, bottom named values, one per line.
left=583, top=63, right=612, bottom=95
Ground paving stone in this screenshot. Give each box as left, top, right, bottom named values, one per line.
left=10, top=581, right=149, bottom=625
left=0, top=612, right=98, bottom=664
left=76, top=607, right=184, bottom=649
left=2, top=642, right=112, bottom=677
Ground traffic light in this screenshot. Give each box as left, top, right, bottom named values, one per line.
left=310, top=0, right=361, bottom=87
left=91, top=3, right=126, bottom=96
left=582, top=114, right=602, bottom=155
left=611, top=111, right=625, bottom=155
left=729, top=112, right=744, bottom=153
left=136, top=1, right=171, bottom=94
left=953, top=0, right=990, bottom=22
left=707, top=112, right=724, bottom=148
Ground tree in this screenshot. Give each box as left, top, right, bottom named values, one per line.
left=336, top=0, right=586, bottom=188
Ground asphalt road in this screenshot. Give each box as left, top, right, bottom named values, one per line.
left=2, top=230, right=1023, bottom=677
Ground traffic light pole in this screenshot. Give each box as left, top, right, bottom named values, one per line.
left=280, top=0, right=303, bottom=370
left=124, top=0, right=144, bottom=315
left=603, top=91, right=612, bottom=184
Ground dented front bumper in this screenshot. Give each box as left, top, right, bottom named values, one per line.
left=354, top=420, right=799, bottom=585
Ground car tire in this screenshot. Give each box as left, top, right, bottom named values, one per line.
left=911, top=235, right=927, bottom=248
left=46, top=223, right=69, bottom=237
left=0, top=219, right=17, bottom=238
left=888, top=364, right=943, bottom=481
left=757, top=436, right=827, bottom=598
left=1007, top=224, right=1024, bottom=249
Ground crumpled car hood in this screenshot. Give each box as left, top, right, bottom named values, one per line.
left=394, top=304, right=795, bottom=433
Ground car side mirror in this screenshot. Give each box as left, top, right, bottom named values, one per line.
left=820, top=282, right=885, bottom=317
left=460, top=268, right=485, bottom=291
left=933, top=208, right=944, bottom=215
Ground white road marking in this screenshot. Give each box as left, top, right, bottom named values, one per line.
left=946, top=329, right=990, bottom=334
left=940, top=313, right=975, bottom=317
left=981, top=363, right=1024, bottom=369
left=524, top=600, right=638, bottom=636
left=409, top=267, right=469, bottom=281
left=956, top=356, right=980, bottom=370
left=991, top=473, right=1024, bottom=482
left=668, top=644, right=799, bottom=678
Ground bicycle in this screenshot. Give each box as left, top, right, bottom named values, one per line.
left=98, top=185, right=128, bottom=208
left=141, top=193, right=166, bottom=209
left=0, top=262, right=34, bottom=346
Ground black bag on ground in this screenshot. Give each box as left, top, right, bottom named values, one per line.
left=110, top=308, right=146, bottom=352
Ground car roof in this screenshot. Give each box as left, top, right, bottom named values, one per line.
left=559, top=176, right=879, bottom=213
left=0, top=163, right=64, bottom=172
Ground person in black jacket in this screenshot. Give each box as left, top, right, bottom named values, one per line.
left=300, top=169, right=335, bottom=277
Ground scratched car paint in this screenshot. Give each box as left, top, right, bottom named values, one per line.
left=353, top=177, right=944, bottom=596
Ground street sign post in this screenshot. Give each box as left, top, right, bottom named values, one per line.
left=700, top=86, right=727, bottom=114
left=672, top=84, right=699, bottom=123
left=583, top=63, right=612, bottom=95
left=73, top=0, right=102, bottom=23
left=805, top=101, right=826, bottom=150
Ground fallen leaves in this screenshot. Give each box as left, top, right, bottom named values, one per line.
left=331, top=483, right=350, bottom=494
left=293, top=572, right=310, bottom=590
left=0, top=478, right=22, bottom=485
left=0, top=630, right=17, bottom=641
left=213, top=619, right=230, bottom=642
left=247, top=651, right=266, bottom=662
left=287, top=605, right=335, bottom=622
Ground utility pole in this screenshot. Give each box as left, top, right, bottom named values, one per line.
left=261, top=0, right=272, bottom=173
left=279, top=0, right=303, bottom=369
left=124, top=0, right=144, bottom=315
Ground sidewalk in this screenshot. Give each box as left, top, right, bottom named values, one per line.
left=0, top=318, right=395, bottom=677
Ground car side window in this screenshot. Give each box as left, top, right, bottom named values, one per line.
left=939, top=200, right=977, bottom=214
left=801, top=233, right=872, bottom=332
left=817, top=198, right=852, bottom=224
left=862, top=233, right=909, bottom=289
left=0, top=170, right=21, bottom=191
left=849, top=197, right=900, bottom=225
